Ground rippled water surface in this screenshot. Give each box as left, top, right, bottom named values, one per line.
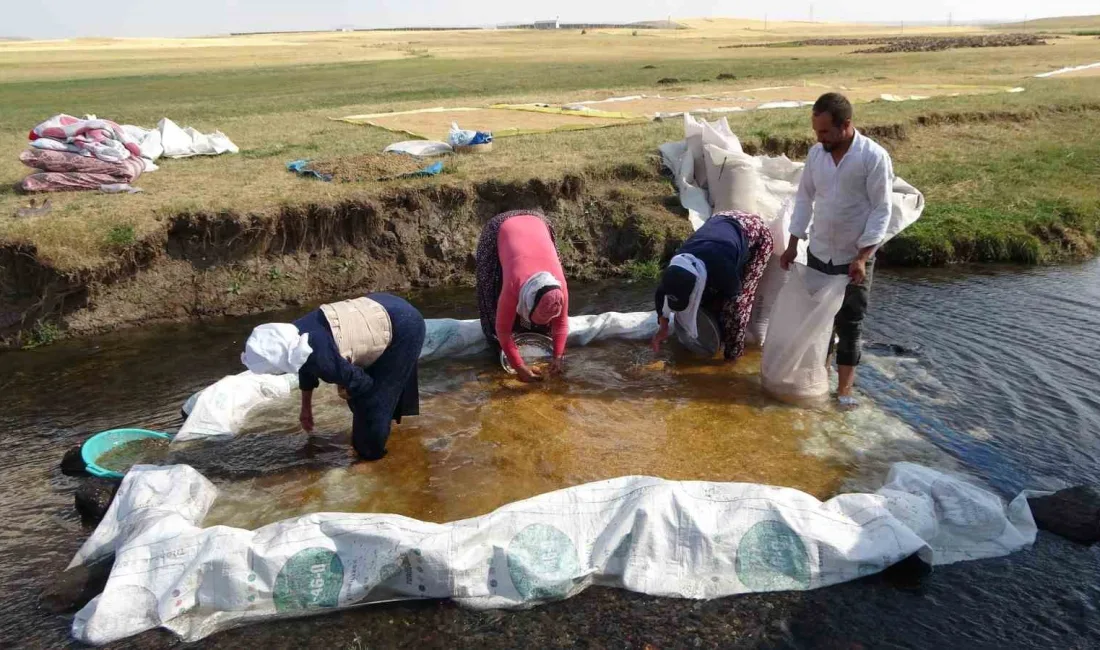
left=2, top=262, right=1099, bottom=647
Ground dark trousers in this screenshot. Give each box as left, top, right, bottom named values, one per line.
left=348, top=293, right=426, bottom=460
left=807, top=252, right=874, bottom=367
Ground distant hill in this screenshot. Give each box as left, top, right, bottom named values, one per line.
left=998, top=15, right=1100, bottom=30
left=630, top=20, right=688, bottom=30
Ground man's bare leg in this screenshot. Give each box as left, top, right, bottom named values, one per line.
left=837, top=364, right=856, bottom=398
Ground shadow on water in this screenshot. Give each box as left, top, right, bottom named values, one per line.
left=3, top=264, right=1100, bottom=647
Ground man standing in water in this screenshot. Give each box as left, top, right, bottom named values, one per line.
left=780, top=93, right=893, bottom=406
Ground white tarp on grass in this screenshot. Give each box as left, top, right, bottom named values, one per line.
left=69, top=462, right=1037, bottom=645
left=121, top=117, right=239, bottom=164
left=1034, top=62, right=1100, bottom=78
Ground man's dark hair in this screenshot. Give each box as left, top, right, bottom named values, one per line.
left=813, top=92, right=853, bottom=127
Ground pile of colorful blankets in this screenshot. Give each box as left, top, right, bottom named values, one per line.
left=19, top=114, right=239, bottom=194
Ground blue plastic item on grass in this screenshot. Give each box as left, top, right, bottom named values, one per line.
left=287, top=158, right=443, bottom=182
left=286, top=159, right=333, bottom=182
left=81, top=428, right=172, bottom=479
left=402, top=160, right=444, bottom=178
left=468, top=131, right=493, bottom=145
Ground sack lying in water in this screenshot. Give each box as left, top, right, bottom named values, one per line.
left=67, top=463, right=1038, bottom=645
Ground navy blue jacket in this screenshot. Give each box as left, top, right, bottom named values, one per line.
left=655, top=216, right=749, bottom=314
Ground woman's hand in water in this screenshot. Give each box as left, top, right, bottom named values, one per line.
left=515, top=364, right=543, bottom=383
left=299, top=389, right=315, bottom=432
left=652, top=316, right=671, bottom=353
left=549, top=356, right=565, bottom=377
left=299, top=407, right=315, bottom=433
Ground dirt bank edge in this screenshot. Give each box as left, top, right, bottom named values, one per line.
left=6, top=104, right=1100, bottom=350
left=0, top=170, right=692, bottom=349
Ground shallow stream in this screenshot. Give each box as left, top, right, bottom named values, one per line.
left=2, top=262, right=1099, bottom=646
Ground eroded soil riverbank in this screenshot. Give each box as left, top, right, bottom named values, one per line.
left=0, top=171, right=690, bottom=348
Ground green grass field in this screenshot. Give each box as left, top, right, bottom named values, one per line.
left=1, top=21, right=1099, bottom=274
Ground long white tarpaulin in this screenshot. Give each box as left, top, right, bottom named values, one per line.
left=70, top=462, right=1036, bottom=645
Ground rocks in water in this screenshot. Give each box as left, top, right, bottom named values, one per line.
left=865, top=341, right=922, bottom=357
left=75, top=477, right=121, bottom=525
left=60, top=445, right=87, bottom=476
left=1028, top=486, right=1100, bottom=544
left=38, top=561, right=112, bottom=613
left=878, top=552, right=933, bottom=590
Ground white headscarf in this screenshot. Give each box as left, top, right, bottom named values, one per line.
left=661, top=253, right=707, bottom=341
left=240, top=323, right=313, bottom=375
left=518, top=271, right=562, bottom=320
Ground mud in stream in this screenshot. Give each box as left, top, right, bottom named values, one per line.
left=194, top=345, right=854, bottom=530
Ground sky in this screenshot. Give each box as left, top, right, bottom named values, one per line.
left=7, top=0, right=1098, bottom=39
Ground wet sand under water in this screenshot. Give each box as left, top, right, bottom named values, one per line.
left=199, top=344, right=854, bottom=530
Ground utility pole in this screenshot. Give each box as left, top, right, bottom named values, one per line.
left=948, top=12, right=953, bottom=27
left=809, top=4, right=814, bottom=23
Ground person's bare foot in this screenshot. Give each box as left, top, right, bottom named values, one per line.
left=837, top=364, right=856, bottom=396
left=837, top=395, right=860, bottom=409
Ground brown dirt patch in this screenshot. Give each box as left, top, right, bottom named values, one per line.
left=856, top=34, right=1047, bottom=53
left=309, top=154, right=431, bottom=182
left=724, top=34, right=1047, bottom=52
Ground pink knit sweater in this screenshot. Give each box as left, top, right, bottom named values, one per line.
left=496, top=214, right=569, bottom=369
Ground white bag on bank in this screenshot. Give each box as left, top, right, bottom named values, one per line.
left=704, top=144, right=760, bottom=212
left=69, top=463, right=1036, bottom=645
left=760, top=265, right=849, bottom=399
left=702, top=118, right=741, bottom=154
left=685, top=114, right=738, bottom=190
left=384, top=140, right=453, bottom=157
